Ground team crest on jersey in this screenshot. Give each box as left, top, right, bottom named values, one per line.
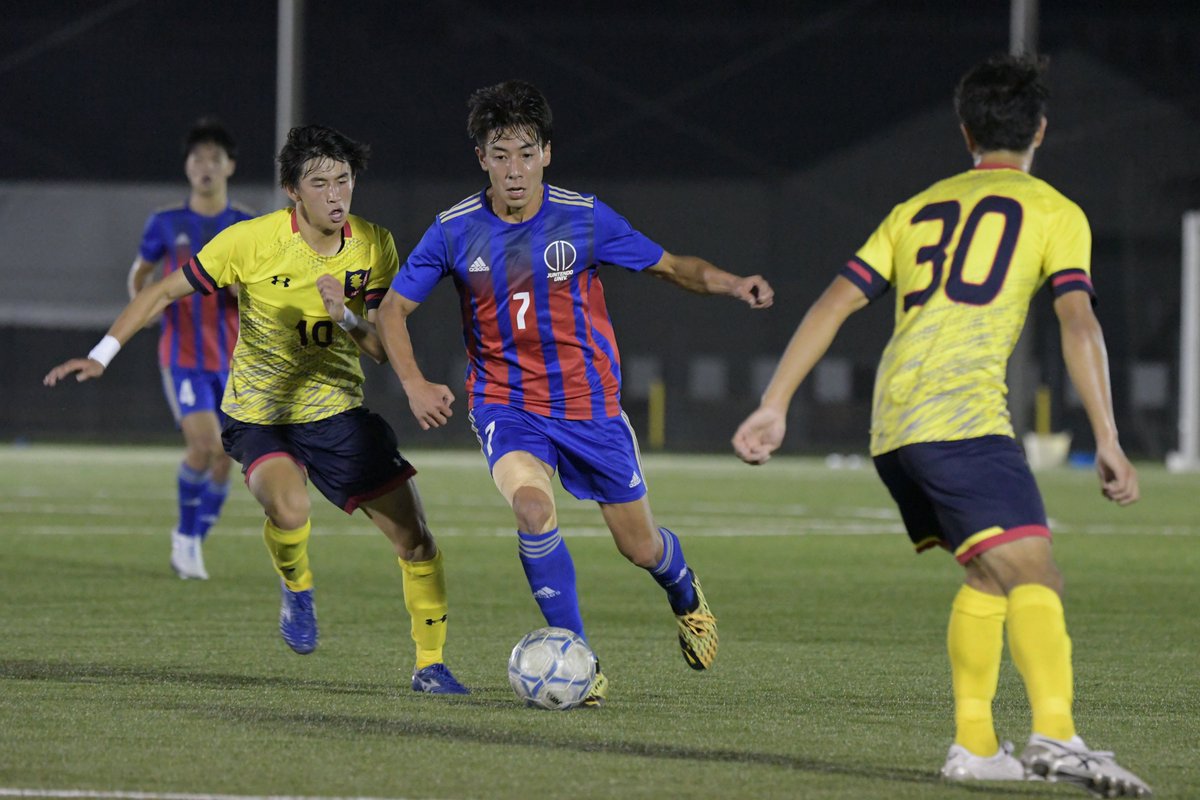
left=344, top=269, right=371, bottom=297
left=544, top=240, right=577, bottom=282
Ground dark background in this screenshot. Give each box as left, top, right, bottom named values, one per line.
left=3, top=1, right=1199, bottom=457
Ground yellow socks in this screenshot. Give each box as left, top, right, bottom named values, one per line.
left=263, top=519, right=313, bottom=591
left=400, top=550, right=449, bottom=669
left=1007, top=583, right=1076, bottom=741
left=948, top=584, right=1008, bottom=755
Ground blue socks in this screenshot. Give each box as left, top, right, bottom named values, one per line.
left=650, top=528, right=696, bottom=614
left=195, top=479, right=230, bottom=540
left=176, top=463, right=207, bottom=537
left=518, top=528, right=586, bottom=642
left=518, top=527, right=696, bottom=640
left=178, top=465, right=229, bottom=539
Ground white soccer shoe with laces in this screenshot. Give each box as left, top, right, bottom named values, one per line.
left=1021, top=734, right=1152, bottom=797
left=940, top=741, right=1025, bottom=781
left=170, top=529, right=209, bottom=580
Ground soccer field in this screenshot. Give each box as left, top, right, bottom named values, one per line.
left=1, top=445, right=1196, bottom=799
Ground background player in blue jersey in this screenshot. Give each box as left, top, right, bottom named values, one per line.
left=377, top=80, right=774, bottom=705
left=127, top=118, right=254, bottom=580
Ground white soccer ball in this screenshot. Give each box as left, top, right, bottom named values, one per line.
left=507, top=626, right=596, bottom=710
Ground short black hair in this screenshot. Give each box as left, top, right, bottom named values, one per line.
left=276, top=124, right=370, bottom=191
left=467, top=80, right=553, bottom=148
left=184, top=117, right=238, bottom=160
left=954, top=54, right=1049, bottom=152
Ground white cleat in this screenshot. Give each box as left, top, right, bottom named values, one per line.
left=1021, top=734, right=1152, bottom=797
left=170, top=529, right=209, bottom=580
left=940, top=741, right=1025, bottom=781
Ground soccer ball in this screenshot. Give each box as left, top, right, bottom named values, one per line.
left=507, top=626, right=597, bottom=710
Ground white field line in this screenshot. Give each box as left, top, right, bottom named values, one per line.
left=0, top=790, right=419, bottom=800
left=1, top=446, right=869, bottom=478
left=5, top=520, right=1196, bottom=538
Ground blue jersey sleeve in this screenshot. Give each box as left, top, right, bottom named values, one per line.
left=137, top=213, right=167, bottom=263
left=390, top=220, right=451, bottom=303
left=593, top=199, right=664, bottom=272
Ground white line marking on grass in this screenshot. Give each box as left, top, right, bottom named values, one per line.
left=9, top=521, right=1196, bottom=538
left=0, top=790, right=418, bottom=800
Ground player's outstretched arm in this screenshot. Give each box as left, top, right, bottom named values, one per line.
left=647, top=251, right=773, bottom=308
left=733, top=276, right=867, bottom=464
left=375, top=289, right=455, bottom=430
left=44, top=269, right=194, bottom=386
left=315, top=273, right=387, bottom=364
left=1054, top=291, right=1139, bottom=505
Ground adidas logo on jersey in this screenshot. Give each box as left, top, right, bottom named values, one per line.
left=468, top=257, right=490, bottom=273
left=532, top=586, right=561, bottom=600
left=628, top=473, right=642, bottom=489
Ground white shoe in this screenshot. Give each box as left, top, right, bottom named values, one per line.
left=170, top=529, right=209, bottom=580
left=1021, top=734, right=1152, bottom=797
left=940, top=741, right=1025, bottom=781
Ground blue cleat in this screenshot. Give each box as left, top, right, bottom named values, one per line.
left=412, top=663, right=469, bottom=695
left=279, top=580, right=317, bottom=655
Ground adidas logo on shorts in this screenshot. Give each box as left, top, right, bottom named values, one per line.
left=628, top=473, right=642, bottom=489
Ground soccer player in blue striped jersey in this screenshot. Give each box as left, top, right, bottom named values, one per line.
left=127, top=118, right=254, bottom=580
left=734, top=55, right=1150, bottom=796
left=378, top=80, right=774, bottom=704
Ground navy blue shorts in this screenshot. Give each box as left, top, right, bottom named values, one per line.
left=222, top=407, right=415, bottom=513
left=161, top=366, right=228, bottom=425
left=872, top=435, right=1050, bottom=564
left=468, top=403, right=647, bottom=504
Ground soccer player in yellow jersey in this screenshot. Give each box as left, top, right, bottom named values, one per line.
left=733, top=56, right=1150, bottom=796
left=45, top=125, right=468, bottom=694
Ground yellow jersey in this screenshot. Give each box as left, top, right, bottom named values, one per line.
left=182, top=208, right=398, bottom=424
left=838, top=164, right=1095, bottom=455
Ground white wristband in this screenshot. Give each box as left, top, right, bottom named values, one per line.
left=88, top=335, right=121, bottom=368
left=337, top=307, right=360, bottom=332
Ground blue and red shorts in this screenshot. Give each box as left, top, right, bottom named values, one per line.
left=468, top=403, right=647, bottom=504
left=222, top=407, right=415, bottom=514
left=161, top=365, right=227, bottom=425
left=872, top=435, right=1050, bottom=564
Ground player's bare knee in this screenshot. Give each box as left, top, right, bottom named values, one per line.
left=187, top=441, right=223, bottom=469
left=262, top=489, right=310, bottom=531
left=511, top=486, right=556, bottom=534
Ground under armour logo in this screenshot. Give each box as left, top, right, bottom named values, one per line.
left=271, top=276, right=291, bottom=287
left=424, top=614, right=448, bottom=626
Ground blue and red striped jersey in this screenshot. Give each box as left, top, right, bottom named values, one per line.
left=392, top=184, right=664, bottom=420
left=138, top=202, right=253, bottom=370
